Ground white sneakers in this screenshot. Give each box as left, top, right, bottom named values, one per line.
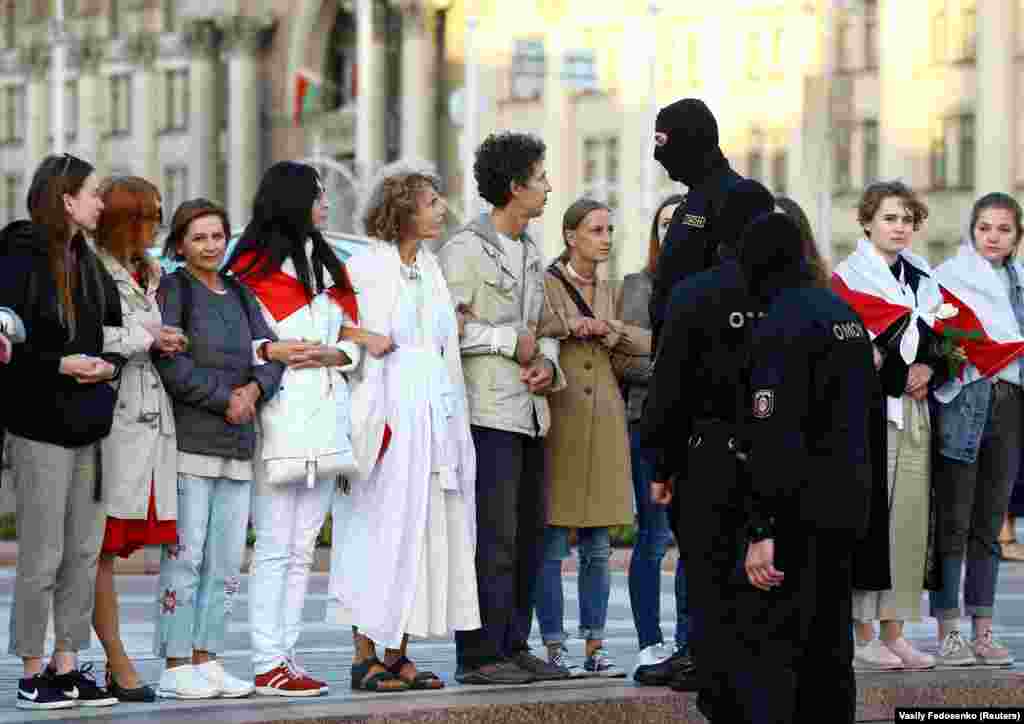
left=195, top=661, right=256, bottom=698
left=852, top=639, right=903, bottom=671
left=157, top=661, right=253, bottom=700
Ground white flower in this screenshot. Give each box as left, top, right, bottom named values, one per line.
left=934, top=303, right=958, bottom=320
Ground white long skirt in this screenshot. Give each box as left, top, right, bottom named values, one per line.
left=327, top=348, right=480, bottom=649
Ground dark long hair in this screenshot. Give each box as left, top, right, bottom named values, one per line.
left=775, top=196, right=829, bottom=287
left=226, top=161, right=351, bottom=298
left=27, top=153, right=98, bottom=338
left=648, top=193, right=685, bottom=274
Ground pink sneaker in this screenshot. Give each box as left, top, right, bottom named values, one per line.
left=883, top=637, right=936, bottom=670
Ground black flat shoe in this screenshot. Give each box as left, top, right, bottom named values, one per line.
left=108, top=674, right=157, bottom=703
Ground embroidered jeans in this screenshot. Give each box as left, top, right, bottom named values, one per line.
left=153, top=474, right=250, bottom=659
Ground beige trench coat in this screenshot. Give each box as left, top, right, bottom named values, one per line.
left=538, top=262, right=652, bottom=528
left=99, top=251, right=177, bottom=521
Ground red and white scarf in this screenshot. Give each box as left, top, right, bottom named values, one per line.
left=932, top=241, right=1024, bottom=402
left=833, top=239, right=944, bottom=426
left=229, top=250, right=359, bottom=324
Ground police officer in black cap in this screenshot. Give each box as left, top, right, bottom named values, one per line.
left=713, top=212, right=878, bottom=723
left=638, top=179, right=774, bottom=699
left=649, top=98, right=744, bottom=345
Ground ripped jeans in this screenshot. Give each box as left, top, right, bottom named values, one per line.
left=154, top=474, right=251, bottom=659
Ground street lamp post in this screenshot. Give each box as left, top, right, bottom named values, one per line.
left=642, top=1, right=660, bottom=227
left=51, top=0, right=67, bottom=155
left=463, top=13, right=479, bottom=220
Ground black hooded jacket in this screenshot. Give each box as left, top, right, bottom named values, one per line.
left=0, top=220, right=123, bottom=447
left=649, top=99, right=749, bottom=344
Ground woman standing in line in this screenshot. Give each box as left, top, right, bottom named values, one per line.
left=0, top=154, right=120, bottom=710
left=536, top=198, right=651, bottom=676
left=329, top=161, right=479, bottom=692
left=929, top=193, right=1024, bottom=667
left=154, top=199, right=285, bottom=699
left=227, top=162, right=360, bottom=696
left=624, top=194, right=693, bottom=685
left=832, top=181, right=944, bottom=672
left=93, top=177, right=185, bottom=701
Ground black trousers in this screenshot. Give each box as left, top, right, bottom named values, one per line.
left=703, top=532, right=857, bottom=724
left=455, top=425, right=547, bottom=669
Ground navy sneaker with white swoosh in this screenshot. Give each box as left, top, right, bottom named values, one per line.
left=48, top=664, right=119, bottom=707
left=16, top=674, right=76, bottom=710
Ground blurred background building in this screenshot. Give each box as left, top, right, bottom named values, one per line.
left=0, top=0, right=1022, bottom=276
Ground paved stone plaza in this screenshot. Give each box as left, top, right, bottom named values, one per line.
left=0, top=563, right=1019, bottom=721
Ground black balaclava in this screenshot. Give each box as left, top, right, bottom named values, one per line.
left=654, top=98, right=727, bottom=186
left=715, top=179, right=775, bottom=261
left=739, top=212, right=813, bottom=304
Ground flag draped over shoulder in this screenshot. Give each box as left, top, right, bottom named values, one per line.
left=932, top=242, right=1024, bottom=395
left=229, top=251, right=358, bottom=324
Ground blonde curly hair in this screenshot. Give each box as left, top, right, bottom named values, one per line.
left=359, top=159, right=442, bottom=243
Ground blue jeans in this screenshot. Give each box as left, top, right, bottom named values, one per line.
left=536, top=526, right=611, bottom=644
left=627, top=426, right=689, bottom=651
left=154, top=474, right=250, bottom=659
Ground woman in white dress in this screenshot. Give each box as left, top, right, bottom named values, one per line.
left=329, top=161, right=479, bottom=692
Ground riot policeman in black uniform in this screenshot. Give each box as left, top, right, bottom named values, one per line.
left=638, top=179, right=774, bottom=703
left=717, top=212, right=879, bottom=723
left=649, top=98, right=745, bottom=345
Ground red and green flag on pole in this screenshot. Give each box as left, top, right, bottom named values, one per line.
left=293, top=68, right=322, bottom=126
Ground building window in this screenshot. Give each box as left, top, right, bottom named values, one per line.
left=958, top=2, right=976, bottom=61
left=163, top=0, right=177, bottom=33
left=165, top=68, right=189, bottom=131
left=772, top=150, right=787, bottom=195
left=109, top=74, right=131, bottom=136
left=3, top=173, right=20, bottom=224
left=164, top=166, right=189, bottom=218
left=510, top=38, right=545, bottom=100
left=3, top=0, right=16, bottom=49
left=834, top=123, right=852, bottom=192
left=771, top=28, right=784, bottom=68
left=1, top=85, right=24, bottom=145
left=864, top=0, right=879, bottom=70
left=606, top=137, right=619, bottom=210
left=563, top=49, right=597, bottom=93
left=746, top=31, right=761, bottom=80
left=931, top=7, right=946, bottom=64
left=835, top=16, right=851, bottom=72
left=959, top=114, right=975, bottom=188
left=747, top=128, right=765, bottom=182
left=583, top=138, right=599, bottom=185
left=862, top=119, right=879, bottom=185
left=582, top=136, right=620, bottom=211
left=65, top=80, right=78, bottom=143
left=109, top=0, right=120, bottom=37
left=930, top=120, right=948, bottom=189
left=686, top=34, right=699, bottom=87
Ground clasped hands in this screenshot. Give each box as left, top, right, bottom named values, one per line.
left=568, top=317, right=612, bottom=340
left=516, top=330, right=555, bottom=394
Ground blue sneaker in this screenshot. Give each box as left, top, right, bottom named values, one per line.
left=16, top=673, right=76, bottom=710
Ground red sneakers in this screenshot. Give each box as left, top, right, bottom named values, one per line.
left=254, top=661, right=327, bottom=697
